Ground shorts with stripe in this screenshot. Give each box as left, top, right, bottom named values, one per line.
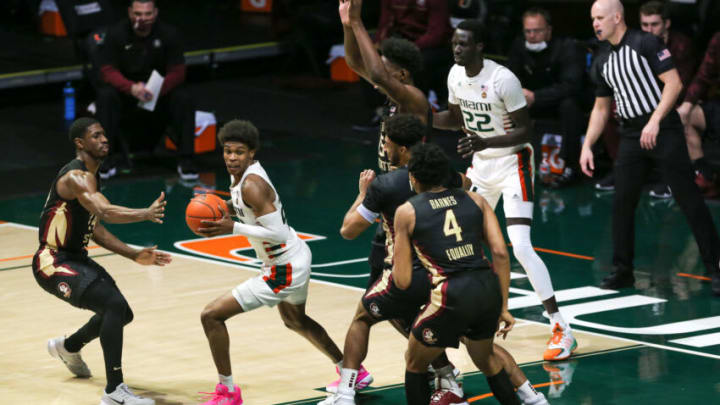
left=467, top=145, right=535, bottom=219
left=32, top=245, right=115, bottom=307
left=362, top=268, right=431, bottom=325
left=232, top=241, right=311, bottom=312
left=412, top=270, right=501, bottom=348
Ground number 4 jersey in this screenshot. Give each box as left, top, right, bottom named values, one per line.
left=447, top=58, right=528, bottom=160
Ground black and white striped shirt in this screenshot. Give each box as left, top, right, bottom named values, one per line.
left=591, top=29, right=675, bottom=120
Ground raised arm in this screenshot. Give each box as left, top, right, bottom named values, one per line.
left=339, top=0, right=369, bottom=80
left=340, top=169, right=377, bottom=239
left=391, top=202, right=416, bottom=290
left=344, top=0, right=426, bottom=111
left=58, top=170, right=165, bottom=224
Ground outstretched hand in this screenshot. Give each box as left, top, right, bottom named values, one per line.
left=496, top=310, right=515, bottom=339
left=134, top=245, right=172, bottom=266
left=198, top=205, right=235, bottom=237
left=147, top=191, right=166, bottom=224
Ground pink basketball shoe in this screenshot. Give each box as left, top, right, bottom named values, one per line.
left=326, top=365, right=373, bottom=393
left=199, top=383, right=243, bottom=405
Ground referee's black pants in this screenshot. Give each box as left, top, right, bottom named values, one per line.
left=612, top=119, right=720, bottom=276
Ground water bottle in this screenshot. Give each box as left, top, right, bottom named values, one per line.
left=63, top=82, right=76, bottom=124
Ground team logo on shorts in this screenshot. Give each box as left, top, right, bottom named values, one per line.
left=57, top=282, right=72, bottom=298
left=422, top=328, right=437, bottom=344
left=369, top=302, right=381, bottom=318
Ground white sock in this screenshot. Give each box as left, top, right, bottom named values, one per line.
left=219, top=374, right=234, bottom=392
left=549, top=311, right=569, bottom=331
left=516, top=380, right=539, bottom=402
left=339, top=368, right=358, bottom=396
left=335, top=360, right=343, bottom=370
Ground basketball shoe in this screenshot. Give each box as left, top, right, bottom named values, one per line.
left=199, top=383, right=243, bottom=405
left=47, top=336, right=91, bottom=378
left=543, top=324, right=577, bottom=361
left=318, top=392, right=356, bottom=405
left=325, top=365, right=373, bottom=393
left=101, top=383, right=155, bottom=405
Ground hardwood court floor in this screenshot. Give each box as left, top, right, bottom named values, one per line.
left=0, top=222, right=630, bottom=404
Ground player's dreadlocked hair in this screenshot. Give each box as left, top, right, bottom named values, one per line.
left=457, top=19, right=488, bottom=45
left=408, top=143, right=450, bottom=188
left=385, top=114, right=425, bottom=148
left=218, top=119, right=260, bottom=151
left=380, top=37, right=423, bottom=80
left=69, top=117, right=100, bottom=143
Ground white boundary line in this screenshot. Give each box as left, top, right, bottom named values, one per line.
left=3, top=221, right=719, bottom=361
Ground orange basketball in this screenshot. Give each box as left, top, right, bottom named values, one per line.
left=186, top=193, right=229, bottom=236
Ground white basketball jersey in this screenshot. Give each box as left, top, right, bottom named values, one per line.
left=447, top=59, right=528, bottom=159
left=230, top=162, right=302, bottom=265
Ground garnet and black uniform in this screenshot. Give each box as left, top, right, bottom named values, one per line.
left=32, top=159, right=109, bottom=306
left=369, top=100, right=435, bottom=283
left=409, top=189, right=502, bottom=348
left=359, top=166, right=461, bottom=325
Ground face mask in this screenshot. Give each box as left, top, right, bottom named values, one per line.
left=525, top=41, right=548, bottom=52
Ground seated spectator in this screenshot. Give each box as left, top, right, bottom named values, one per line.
left=95, top=0, right=197, bottom=180
left=678, top=32, right=720, bottom=195
left=506, top=7, right=585, bottom=187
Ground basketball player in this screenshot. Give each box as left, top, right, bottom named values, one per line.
left=196, top=120, right=346, bottom=405
left=322, top=115, right=547, bottom=405
left=433, top=19, right=577, bottom=361
left=340, top=0, right=431, bottom=290
left=394, top=143, right=520, bottom=405
left=33, top=117, right=171, bottom=405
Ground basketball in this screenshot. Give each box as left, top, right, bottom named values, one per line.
left=185, top=193, right=229, bottom=236
left=429, top=389, right=468, bottom=405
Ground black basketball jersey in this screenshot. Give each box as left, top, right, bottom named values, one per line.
left=363, top=166, right=462, bottom=268
left=38, top=159, right=99, bottom=253
left=408, top=188, right=491, bottom=280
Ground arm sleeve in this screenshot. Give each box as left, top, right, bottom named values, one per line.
left=100, top=65, right=134, bottom=94
left=642, top=33, right=675, bottom=76
left=160, top=64, right=186, bottom=95
left=356, top=204, right=379, bottom=223
left=232, top=209, right=290, bottom=243
left=414, top=0, right=452, bottom=49
left=533, top=39, right=584, bottom=107
left=496, top=68, right=527, bottom=113
left=684, top=33, right=720, bottom=104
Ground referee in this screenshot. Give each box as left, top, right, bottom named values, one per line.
left=580, top=0, right=720, bottom=296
